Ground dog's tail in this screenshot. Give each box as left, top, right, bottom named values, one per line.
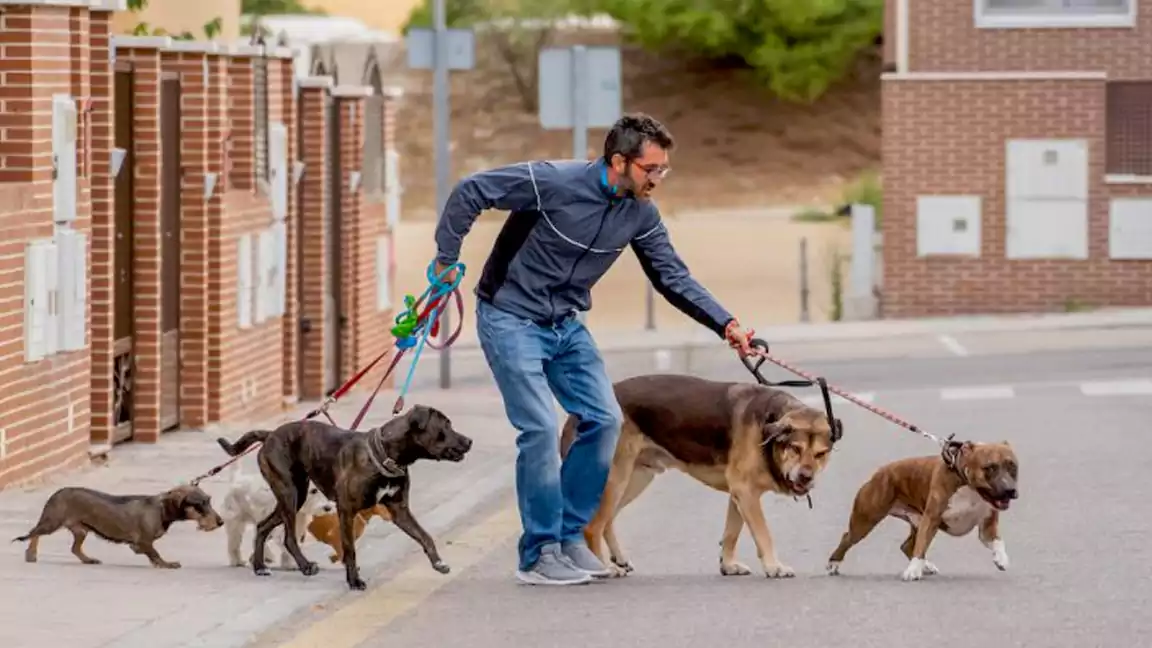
left=216, top=429, right=272, bottom=457
left=12, top=533, right=30, bottom=543
left=559, top=414, right=578, bottom=460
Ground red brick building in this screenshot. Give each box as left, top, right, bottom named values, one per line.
left=881, top=0, right=1152, bottom=317
left=0, top=0, right=402, bottom=490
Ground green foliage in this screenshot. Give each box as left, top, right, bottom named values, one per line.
left=586, top=0, right=882, bottom=102
left=242, top=0, right=324, bottom=15
left=790, top=168, right=882, bottom=229
left=203, top=17, right=224, bottom=39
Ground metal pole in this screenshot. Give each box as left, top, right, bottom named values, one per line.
left=645, top=283, right=655, bottom=330
left=433, top=0, right=451, bottom=389
left=799, top=237, right=810, bottom=323
left=572, top=45, right=589, bottom=325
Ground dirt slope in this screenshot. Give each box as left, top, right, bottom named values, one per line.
left=392, top=33, right=882, bottom=221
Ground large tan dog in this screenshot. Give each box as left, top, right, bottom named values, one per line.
left=826, top=440, right=1019, bottom=581
left=561, top=374, right=841, bottom=579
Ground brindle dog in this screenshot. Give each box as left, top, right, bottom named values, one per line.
left=13, top=484, right=223, bottom=568
left=215, top=405, right=473, bottom=591
left=826, top=440, right=1019, bottom=581
left=562, top=374, right=842, bottom=579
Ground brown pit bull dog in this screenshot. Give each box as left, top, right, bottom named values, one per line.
left=215, top=405, right=472, bottom=591
left=561, top=374, right=842, bottom=579
left=826, top=440, right=1019, bottom=581
left=13, top=484, right=223, bottom=568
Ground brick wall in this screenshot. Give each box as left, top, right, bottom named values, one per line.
left=298, top=79, right=332, bottom=400
left=0, top=3, right=96, bottom=486
left=0, top=2, right=399, bottom=490
left=907, top=2, right=1152, bottom=77
left=881, top=1, right=1152, bottom=318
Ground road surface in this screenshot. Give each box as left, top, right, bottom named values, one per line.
left=257, top=328, right=1152, bottom=648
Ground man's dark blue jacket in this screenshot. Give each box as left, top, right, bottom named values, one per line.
left=434, top=158, right=734, bottom=338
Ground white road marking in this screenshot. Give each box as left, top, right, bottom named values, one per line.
left=937, top=334, right=970, bottom=356
left=1079, top=379, right=1152, bottom=396
left=940, top=385, right=1016, bottom=401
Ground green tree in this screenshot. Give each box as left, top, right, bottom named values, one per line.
left=587, top=0, right=882, bottom=102
left=242, top=0, right=324, bottom=14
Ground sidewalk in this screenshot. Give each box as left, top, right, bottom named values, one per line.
left=0, top=385, right=518, bottom=648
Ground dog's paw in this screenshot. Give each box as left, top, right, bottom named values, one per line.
left=900, top=558, right=926, bottom=582
left=826, top=561, right=841, bottom=576
left=431, top=560, right=450, bottom=574
left=300, top=561, right=320, bottom=576
left=158, top=561, right=181, bottom=570
left=990, top=540, right=1009, bottom=571
left=328, top=553, right=341, bottom=564
left=81, top=557, right=102, bottom=565
left=763, top=563, right=795, bottom=579
left=608, top=561, right=631, bottom=578
left=610, top=556, right=634, bottom=575
left=348, top=577, right=368, bottom=591
left=923, top=561, right=940, bottom=576
left=720, top=561, right=752, bottom=576
left=254, top=566, right=272, bottom=577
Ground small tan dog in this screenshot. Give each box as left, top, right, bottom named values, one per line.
left=826, top=440, right=1019, bottom=581
left=307, top=505, right=392, bottom=563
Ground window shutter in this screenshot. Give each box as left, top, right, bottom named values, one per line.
left=258, top=228, right=275, bottom=321
left=237, top=234, right=253, bottom=329
left=23, top=239, right=54, bottom=362
left=55, top=228, right=87, bottom=351
left=376, top=235, right=391, bottom=311
left=273, top=221, right=288, bottom=316
left=43, top=240, right=60, bottom=357
left=52, top=95, right=78, bottom=223
left=270, top=122, right=289, bottom=221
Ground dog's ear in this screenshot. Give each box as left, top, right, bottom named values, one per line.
left=407, top=405, right=433, bottom=430
left=161, top=488, right=187, bottom=521
left=761, top=419, right=792, bottom=446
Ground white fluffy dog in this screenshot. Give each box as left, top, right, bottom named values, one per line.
left=221, top=463, right=335, bottom=569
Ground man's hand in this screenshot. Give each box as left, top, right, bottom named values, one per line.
left=724, top=319, right=758, bottom=357
left=433, top=261, right=459, bottom=285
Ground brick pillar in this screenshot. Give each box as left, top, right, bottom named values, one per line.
left=205, top=50, right=228, bottom=422
left=272, top=50, right=300, bottom=403
left=333, top=87, right=368, bottom=382
left=88, top=8, right=115, bottom=445
left=162, top=43, right=212, bottom=428
left=297, top=78, right=332, bottom=399
left=112, top=37, right=167, bottom=443
left=226, top=51, right=256, bottom=193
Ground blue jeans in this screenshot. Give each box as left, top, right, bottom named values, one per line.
left=475, top=299, right=623, bottom=572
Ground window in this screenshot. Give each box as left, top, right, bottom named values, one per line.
left=1106, top=81, right=1152, bottom=177
left=976, top=0, right=1136, bottom=27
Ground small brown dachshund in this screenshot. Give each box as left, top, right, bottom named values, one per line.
left=13, top=484, right=224, bottom=569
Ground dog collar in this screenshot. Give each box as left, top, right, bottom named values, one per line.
left=367, top=431, right=407, bottom=478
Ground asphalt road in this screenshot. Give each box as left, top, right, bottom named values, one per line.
left=274, top=337, right=1152, bottom=648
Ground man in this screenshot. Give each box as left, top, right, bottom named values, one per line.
left=432, top=113, right=756, bottom=586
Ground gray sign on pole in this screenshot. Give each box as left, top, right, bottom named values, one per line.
left=538, top=45, right=622, bottom=130
left=539, top=44, right=622, bottom=324
left=405, top=27, right=475, bottom=71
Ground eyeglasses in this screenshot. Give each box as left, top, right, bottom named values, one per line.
left=632, top=160, right=670, bottom=180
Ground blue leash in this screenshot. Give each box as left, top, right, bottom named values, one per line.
left=390, top=261, right=466, bottom=413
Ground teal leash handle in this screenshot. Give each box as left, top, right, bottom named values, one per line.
left=392, top=261, right=466, bottom=413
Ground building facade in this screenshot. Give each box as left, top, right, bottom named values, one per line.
left=882, top=0, right=1152, bottom=316
left=0, top=0, right=403, bottom=490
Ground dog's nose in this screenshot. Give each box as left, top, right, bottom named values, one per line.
left=1005, top=488, right=1018, bottom=500
left=462, top=437, right=473, bottom=450
left=795, top=469, right=813, bottom=485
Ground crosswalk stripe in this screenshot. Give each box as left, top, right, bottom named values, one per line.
left=1079, top=379, right=1152, bottom=396
left=940, top=385, right=1016, bottom=401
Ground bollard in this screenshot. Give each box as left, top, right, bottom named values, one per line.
left=799, top=237, right=810, bottom=323
left=645, top=282, right=655, bottom=331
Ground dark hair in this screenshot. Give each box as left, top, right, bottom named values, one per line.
left=603, top=113, right=674, bottom=163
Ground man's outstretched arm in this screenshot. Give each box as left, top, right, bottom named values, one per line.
left=629, top=206, right=735, bottom=339
left=434, top=161, right=547, bottom=267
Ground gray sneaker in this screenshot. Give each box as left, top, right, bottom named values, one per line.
left=561, top=540, right=611, bottom=578
left=516, top=544, right=592, bottom=586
